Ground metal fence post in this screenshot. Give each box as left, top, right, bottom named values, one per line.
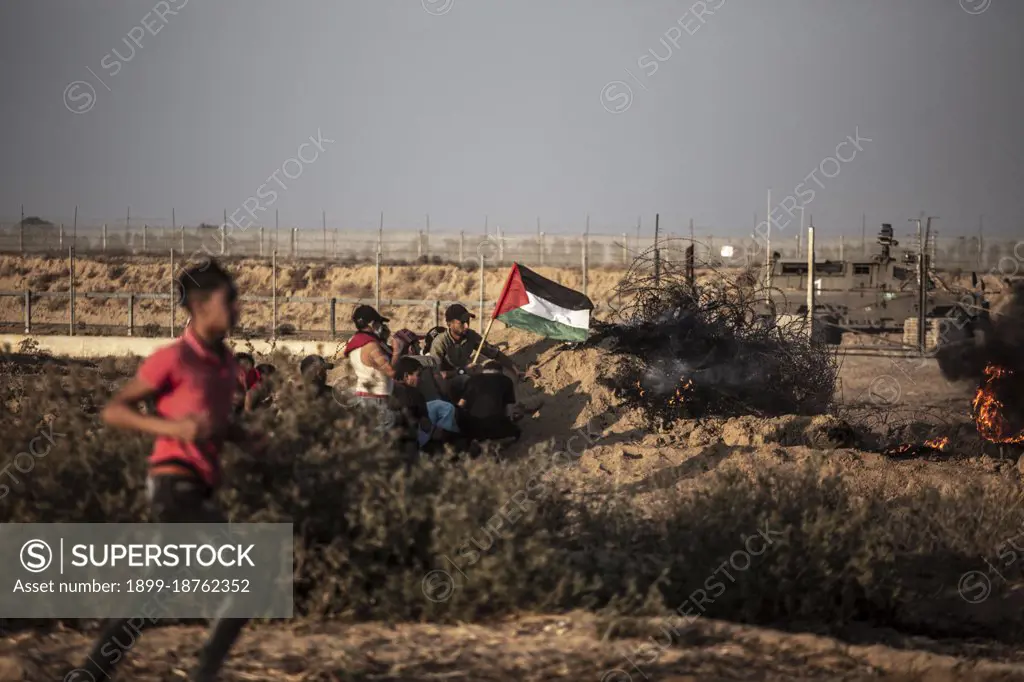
left=24, top=290, right=30, bottom=334
left=479, top=254, right=485, bottom=334
left=653, top=213, right=661, bottom=287
left=170, top=249, right=176, bottom=337
left=180, top=225, right=185, bottom=256
left=291, top=227, right=297, bottom=260
left=582, top=236, right=588, bottom=297
left=220, top=221, right=226, bottom=255
left=103, top=224, right=107, bottom=252
left=143, top=224, right=148, bottom=252
left=329, top=298, right=337, bottom=338
left=540, top=231, right=544, bottom=266
left=418, top=230, right=423, bottom=260
left=69, top=246, right=75, bottom=336
left=806, top=221, right=815, bottom=340
left=917, top=221, right=927, bottom=354
left=375, top=251, right=382, bottom=311
left=272, top=249, right=278, bottom=337
left=537, top=217, right=542, bottom=264
left=60, top=223, right=64, bottom=251
left=259, top=226, right=265, bottom=258
left=128, top=293, right=135, bottom=337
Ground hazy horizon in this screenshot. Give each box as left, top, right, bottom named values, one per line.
left=1, top=0, right=1022, bottom=238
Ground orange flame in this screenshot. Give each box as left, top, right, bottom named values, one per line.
left=667, top=378, right=694, bottom=407
left=886, top=436, right=949, bottom=457
left=972, top=364, right=1024, bottom=444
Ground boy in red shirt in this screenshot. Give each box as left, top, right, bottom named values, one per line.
left=71, top=260, right=262, bottom=682
left=234, top=351, right=262, bottom=412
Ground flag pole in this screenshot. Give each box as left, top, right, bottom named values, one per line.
left=471, top=318, right=497, bottom=365
left=471, top=262, right=518, bottom=365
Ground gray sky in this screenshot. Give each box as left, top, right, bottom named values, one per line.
left=1, top=0, right=1022, bottom=237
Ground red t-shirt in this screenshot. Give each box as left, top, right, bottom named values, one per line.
left=136, top=327, right=239, bottom=488
left=242, top=366, right=262, bottom=387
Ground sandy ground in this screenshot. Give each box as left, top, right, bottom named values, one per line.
left=8, top=612, right=1024, bottom=681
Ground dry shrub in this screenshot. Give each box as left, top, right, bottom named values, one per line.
left=581, top=460, right=1024, bottom=639
left=29, top=273, right=61, bottom=290
left=308, top=265, right=327, bottom=282
left=2, top=359, right=1024, bottom=642
left=284, top=266, right=308, bottom=291
left=0, top=360, right=576, bottom=625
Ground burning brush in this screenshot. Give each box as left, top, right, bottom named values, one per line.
left=934, top=281, right=1024, bottom=451
left=593, top=241, right=840, bottom=424
left=884, top=436, right=951, bottom=459
left=972, top=364, right=1024, bottom=444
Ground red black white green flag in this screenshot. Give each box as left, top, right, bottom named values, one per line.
left=491, top=263, right=594, bottom=342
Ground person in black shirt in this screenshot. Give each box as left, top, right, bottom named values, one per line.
left=389, top=357, right=444, bottom=449
left=457, top=360, right=520, bottom=442
left=300, top=354, right=334, bottom=398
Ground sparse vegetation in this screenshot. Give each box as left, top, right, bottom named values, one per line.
left=2, top=355, right=1024, bottom=646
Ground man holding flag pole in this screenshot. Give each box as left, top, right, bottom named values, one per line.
left=429, top=303, right=521, bottom=387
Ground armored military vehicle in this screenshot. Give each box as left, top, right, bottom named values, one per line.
left=759, top=223, right=987, bottom=345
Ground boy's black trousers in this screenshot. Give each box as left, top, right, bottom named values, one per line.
left=73, top=475, right=248, bottom=682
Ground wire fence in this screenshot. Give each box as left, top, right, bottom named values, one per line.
left=1, top=224, right=1020, bottom=344
left=0, top=220, right=1019, bottom=271
left=0, top=289, right=497, bottom=341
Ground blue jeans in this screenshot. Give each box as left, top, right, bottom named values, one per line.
left=420, top=400, right=459, bottom=447
left=427, top=400, right=459, bottom=432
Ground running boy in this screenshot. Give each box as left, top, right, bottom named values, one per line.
left=71, top=260, right=261, bottom=682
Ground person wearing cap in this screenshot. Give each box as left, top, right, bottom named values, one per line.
left=430, top=304, right=522, bottom=381
left=342, top=304, right=405, bottom=414
left=300, top=354, right=334, bottom=398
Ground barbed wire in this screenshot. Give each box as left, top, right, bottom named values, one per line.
left=590, top=239, right=840, bottom=423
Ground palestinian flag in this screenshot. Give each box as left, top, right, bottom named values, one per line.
left=492, top=263, right=594, bottom=342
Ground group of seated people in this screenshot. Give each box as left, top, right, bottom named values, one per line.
left=229, top=302, right=526, bottom=453
left=343, top=302, right=524, bottom=453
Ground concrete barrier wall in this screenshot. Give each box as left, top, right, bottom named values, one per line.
left=0, top=334, right=348, bottom=360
